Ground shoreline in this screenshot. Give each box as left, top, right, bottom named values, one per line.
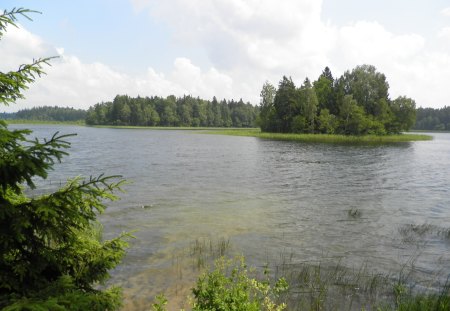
left=203, top=129, right=433, bottom=144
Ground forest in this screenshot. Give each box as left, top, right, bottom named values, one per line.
left=259, top=65, right=417, bottom=135
left=414, top=106, right=450, bottom=131
left=1, top=106, right=86, bottom=122
left=85, top=95, right=259, bottom=127
left=2, top=67, right=446, bottom=133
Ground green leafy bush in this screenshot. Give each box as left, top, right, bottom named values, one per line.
left=191, top=257, right=288, bottom=311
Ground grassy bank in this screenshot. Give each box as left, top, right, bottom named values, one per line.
left=204, top=128, right=433, bottom=144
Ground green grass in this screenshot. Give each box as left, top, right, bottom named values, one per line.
left=203, top=128, right=433, bottom=144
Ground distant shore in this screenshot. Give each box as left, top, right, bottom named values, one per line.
left=3, top=121, right=434, bottom=143
left=4, top=119, right=85, bottom=125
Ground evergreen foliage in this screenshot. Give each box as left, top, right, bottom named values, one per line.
left=259, top=65, right=417, bottom=135
left=0, top=8, right=128, bottom=310
left=85, top=95, right=258, bottom=128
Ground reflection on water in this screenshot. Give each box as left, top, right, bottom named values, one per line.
left=11, top=125, right=450, bottom=309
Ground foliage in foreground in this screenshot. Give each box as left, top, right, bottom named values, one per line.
left=1, top=8, right=128, bottom=310
left=152, top=235, right=449, bottom=311
left=152, top=257, right=289, bottom=311
left=191, top=257, right=288, bottom=311
left=152, top=254, right=449, bottom=311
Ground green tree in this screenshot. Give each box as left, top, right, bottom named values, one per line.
left=160, top=96, right=179, bottom=126
left=389, top=96, right=417, bottom=132
left=0, top=8, right=128, bottom=310
left=338, top=94, right=368, bottom=135
left=111, top=95, right=131, bottom=125
left=220, top=99, right=233, bottom=127
left=317, top=108, right=337, bottom=134
left=142, top=104, right=160, bottom=126
left=341, top=64, right=390, bottom=117
left=258, top=81, right=277, bottom=132
left=298, top=78, right=318, bottom=133
left=177, top=96, right=193, bottom=126
left=313, top=66, right=337, bottom=114
left=273, top=76, right=298, bottom=132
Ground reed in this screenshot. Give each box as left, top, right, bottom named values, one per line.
left=203, top=128, right=433, bottom=144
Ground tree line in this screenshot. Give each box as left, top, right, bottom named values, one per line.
left=414, top=106, right=450, bottom=131
left=259, top=65, right=417, bottom=135
left=86, top=95, right=259, bottom=127
left=2, top=106, right=86, bottom=121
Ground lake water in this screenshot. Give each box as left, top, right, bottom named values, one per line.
left=10, top=124, right=450, bottom=309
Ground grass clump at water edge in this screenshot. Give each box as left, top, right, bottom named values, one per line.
left=203, top=128, right=433, bottom=144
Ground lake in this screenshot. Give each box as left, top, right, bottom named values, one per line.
left=11, top=124, right=450, bottom=309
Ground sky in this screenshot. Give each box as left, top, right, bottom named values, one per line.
left=1, top=0, right=450, bottom=112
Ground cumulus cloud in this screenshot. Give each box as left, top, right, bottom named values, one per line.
left=2, top=1, right=450, bottom=111
left=143, top=0, right=331, bottom=75
left=0, top=23, right=56, bottom=71
left=0, top=24, right=235, bottom=112
left=130, top=0, right=450, bottom=108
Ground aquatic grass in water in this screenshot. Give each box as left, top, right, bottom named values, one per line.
left=190, top=237, right=231, bottom=270
left=153, top=236, right=450, bottom=311
left=203, top=128, right=433, bottom=144
left=274, top=256, right=392, bottom=310
left=399, top=223, right=450, bottom=244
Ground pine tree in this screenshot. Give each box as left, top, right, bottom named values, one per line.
left=0, top=8, right=128, bottom=310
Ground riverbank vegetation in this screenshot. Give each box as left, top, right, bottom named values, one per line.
left=85, top=95, right=259, bottom=128
left=204, top=128, right=432, bottom=144
left=259, top=65, right=417, bottom=136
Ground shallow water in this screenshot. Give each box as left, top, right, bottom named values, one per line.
left=11, top=124, right=450, bottom=308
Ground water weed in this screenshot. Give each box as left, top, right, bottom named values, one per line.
left=203, top=129, right=432, bottom=144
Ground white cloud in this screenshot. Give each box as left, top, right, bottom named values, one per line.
left=0, top=24, right=236, bottom=112
left=441, top=7, right=450, bottom=17
left=132, top=0, right=450, bottom=108
left=335, top=21, right=425, bottom=66
left=2, top=1, right=450, bottom=111
left=0, top=23, right=56, bottom=71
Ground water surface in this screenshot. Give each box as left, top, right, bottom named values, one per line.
left=12, top=124, right=450, bottom=308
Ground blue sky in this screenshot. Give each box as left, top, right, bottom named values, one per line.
left=1, top=0, right=450, bottom=111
